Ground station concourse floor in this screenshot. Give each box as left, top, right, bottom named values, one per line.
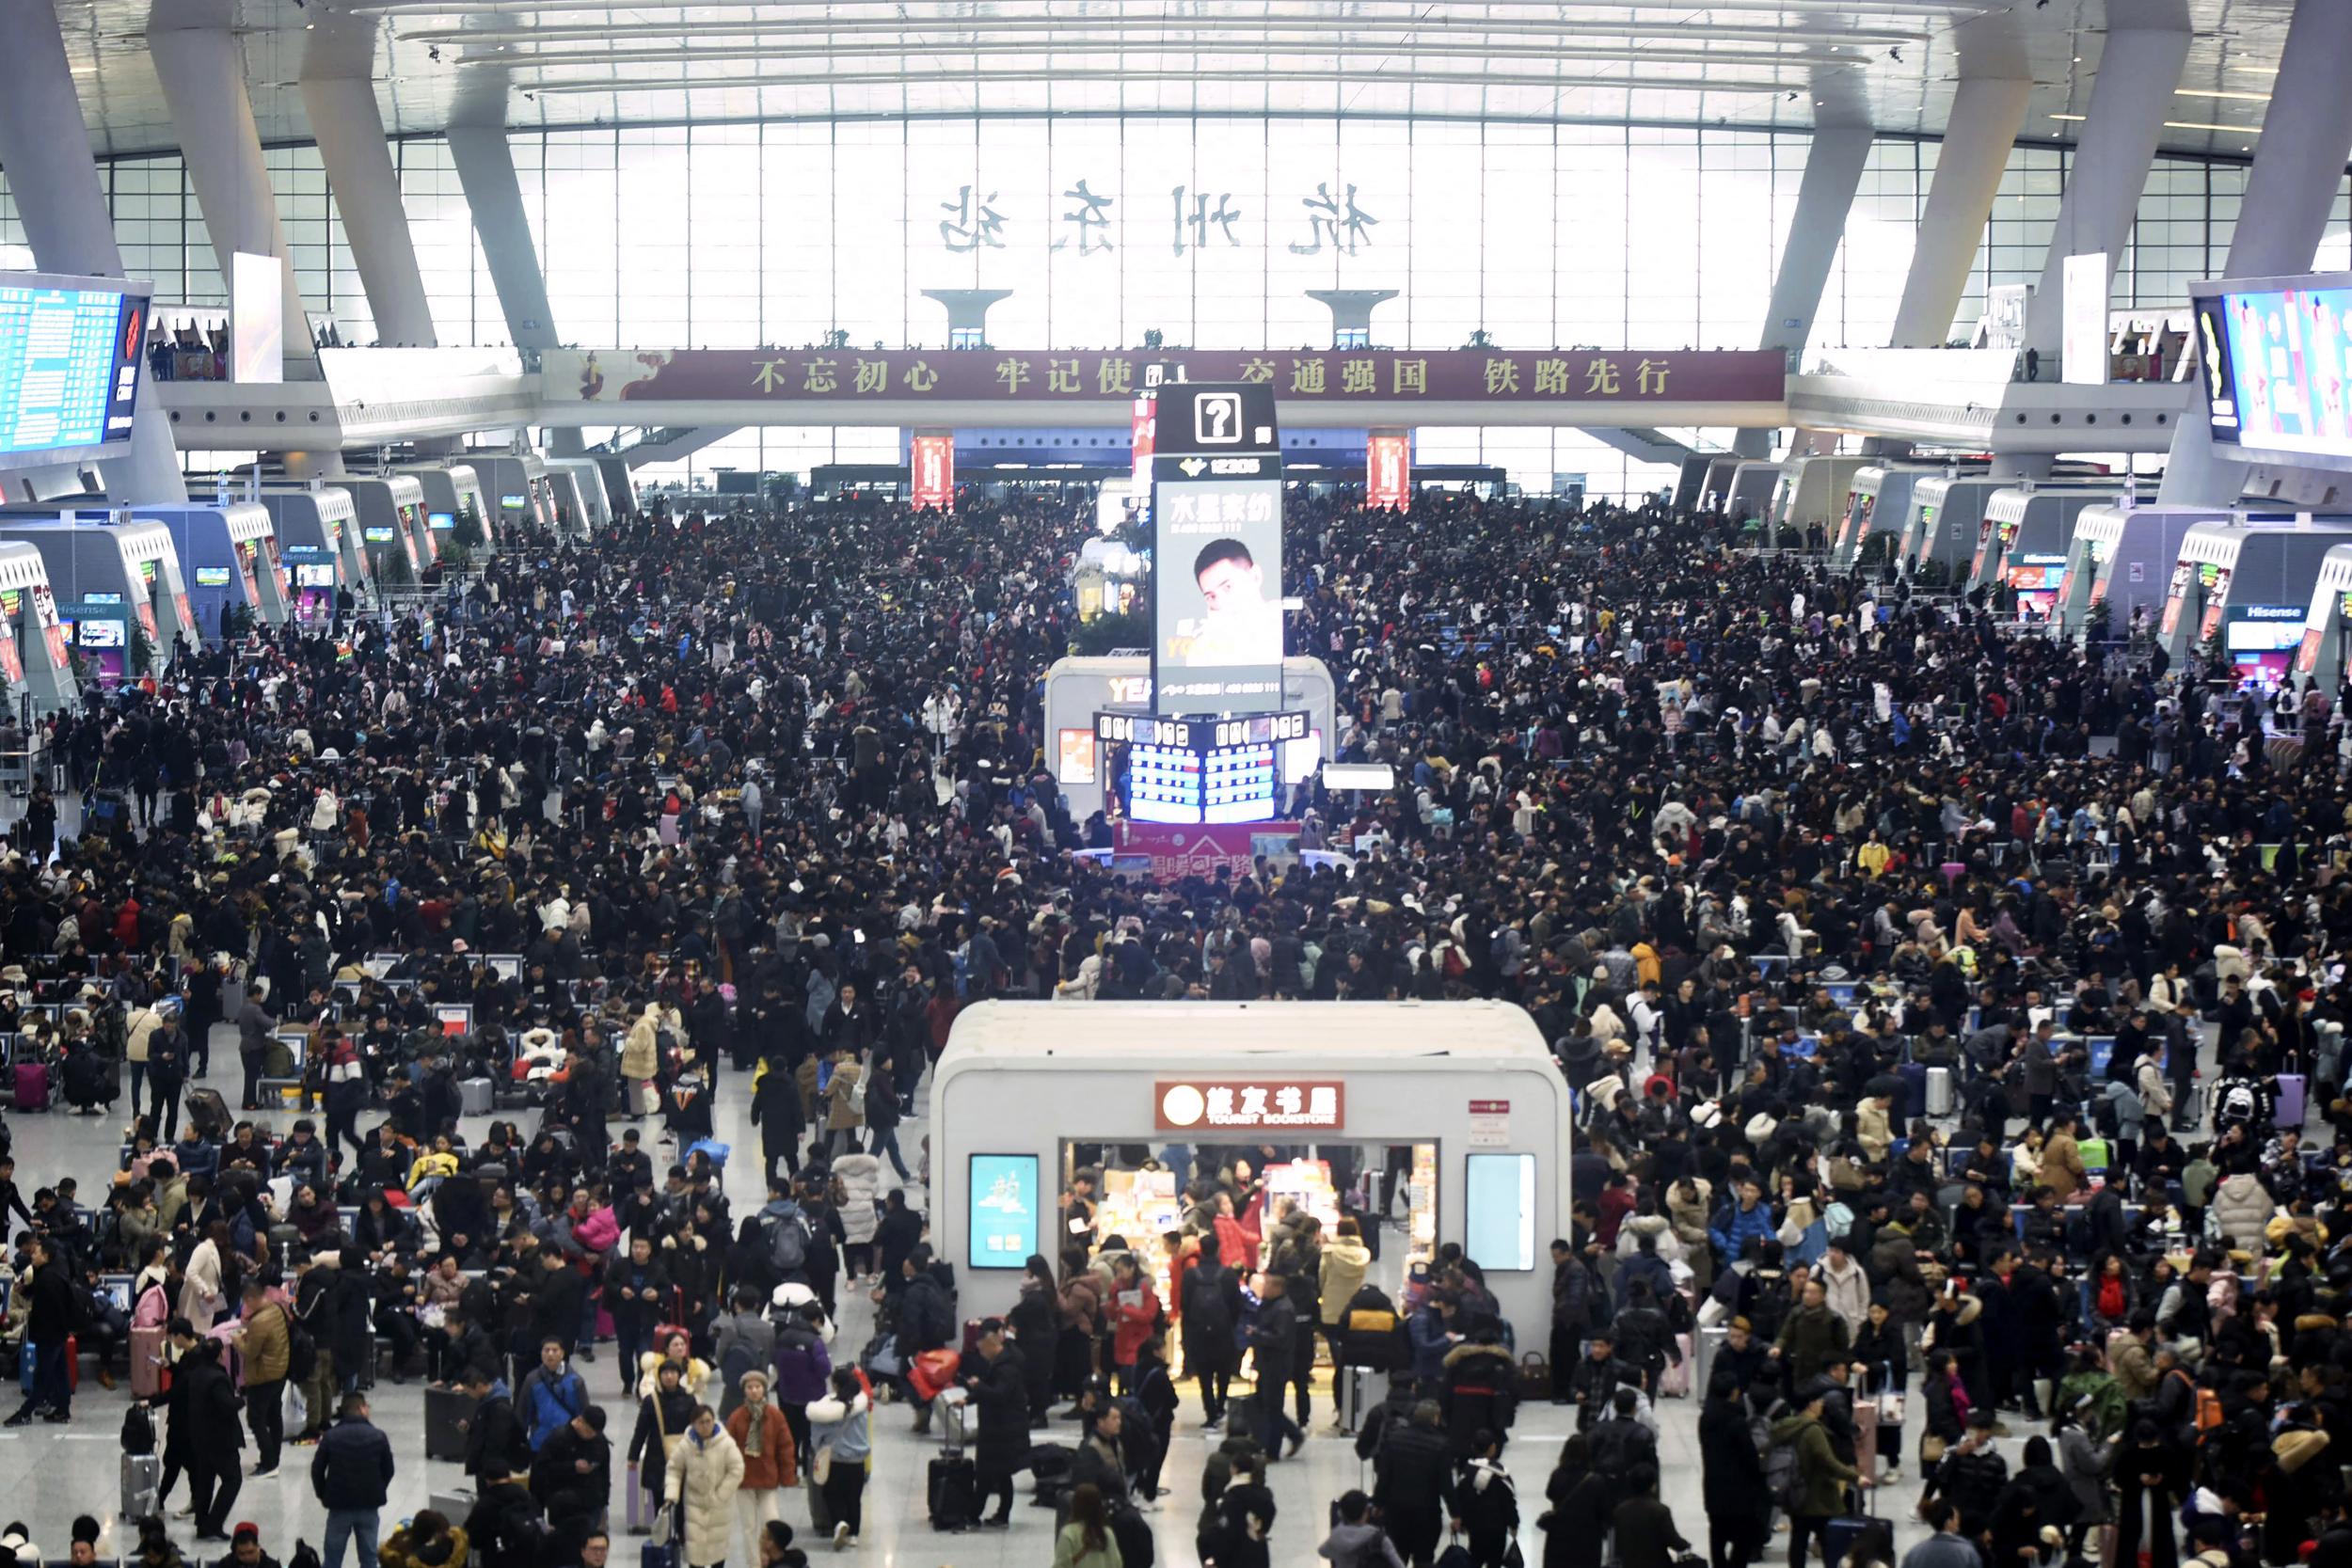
left=0, top=1031, right=1994, bottom=1568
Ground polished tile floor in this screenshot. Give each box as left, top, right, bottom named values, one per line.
left=0, top=1024, right=2111, bottom=1568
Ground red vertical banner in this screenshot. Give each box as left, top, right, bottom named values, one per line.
left=912, top=434, right=955, bottom=512
left=1366, top=433, right=1410, bottom=510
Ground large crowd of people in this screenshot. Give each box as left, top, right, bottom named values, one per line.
left=0, top=478, right=2344, bottom=1568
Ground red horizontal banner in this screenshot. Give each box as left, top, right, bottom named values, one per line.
left=558, top=347, right=1783, bottom=405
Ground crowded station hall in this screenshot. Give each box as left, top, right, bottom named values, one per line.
left=10, top=2, right=2352, bottom=1568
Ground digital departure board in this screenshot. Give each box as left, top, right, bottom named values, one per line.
left=0, top=273, right=150, bottom=468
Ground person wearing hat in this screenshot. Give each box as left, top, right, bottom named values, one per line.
left=531, top=1403, right=613, bottom=1565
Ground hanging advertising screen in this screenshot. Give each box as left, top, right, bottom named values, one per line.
left=2194, top=273, right=2352, bottom=468
left=1151, top=384, right=1283, bottom=718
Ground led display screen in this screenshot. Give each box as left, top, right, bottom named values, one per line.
left=967, top=1154, right=1040, bottom=1269
left=0, top=275, right=148, bottom=467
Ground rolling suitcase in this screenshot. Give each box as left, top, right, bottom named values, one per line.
left=1822, top=1512, right=1875, bottom=1568
left=1926, top=1067, right=1954, bottom=1117
left=1225, top=1390, right=1262, bottom=1439
left=1694, top=1325, right=1727, bottom=1397
left=1854, top=1390, right=1879, bottom=1480
left=1659, top=1334, right=1694, bottom=1398
left=1898, top=1062, right=1929, bottom=1121
left=2277, top=1073, right=2307, bottom=1127
left=186, top=1087, right=231, bottom=1139
left=129, top=1324, right=168, bottom=1399
left=425, top=1384, right=477, bottom=1462
left=12, top=1061, right=47, bottom=1111
left=928, top=1452, right=978, bottom=1530
left=459, top=1078, right=493, bottom=1117
left=120, top=1452, right=161, bottom=1519
left=431, top=1491, right=476, bottom=1521
left=625, top=1463, right=645, bottom=1533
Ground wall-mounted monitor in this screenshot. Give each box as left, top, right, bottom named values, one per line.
left=426, top=511, right=454, bottom=531
left=1463, top=1152, right=1536, bottom=1272
left=0, top=271, right=151, bottom=471
left=362, top=525, right=396, bottom=545
left=966, top=1153, right=1040, bottom=1269
left=193, top=566, right=231, bottom=587
left=2193, top=272, right=2352, bottom=470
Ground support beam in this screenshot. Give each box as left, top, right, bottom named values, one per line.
left=447, top=124, right=558, bottom=356
left=2023, top=12, right=2191, bottom=362
left=302, top=72, right=437, bottom=346
left=1887, top=74, right=2033, bottom=349
left=0, top=0, right=184, bottom=501
left=446, top=121, right=581, bottom=454
left=148, top=10, right=320, bottom=371
left=2160, top=0, right=2352, bottom=505
left=1735, top=124, right=1873, bottom=459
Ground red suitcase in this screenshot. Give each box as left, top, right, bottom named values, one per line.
left=12, top=1062, right=47, bottom=1111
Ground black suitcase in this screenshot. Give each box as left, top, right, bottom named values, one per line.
left=185, top=1087, right=231, bottom=1141
left=928, top=1453, right=977, bottom=1531
left=426, top=1384, right=478, bottom=1463
left=1225, top=1391, right=1261, bottom=1439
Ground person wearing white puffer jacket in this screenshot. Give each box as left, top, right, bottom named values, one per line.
left=662, top=1405, right=745, bottom=1568
left=2208, top=1171, right=2276, bottom=1252
left=831, top=1151, right=884, bottom=1280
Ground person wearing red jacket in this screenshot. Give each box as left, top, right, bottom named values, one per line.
left=1106, top=1254, right=1161, bottom=1395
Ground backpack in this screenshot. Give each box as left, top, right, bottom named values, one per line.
left=2217, top=1082, right=2258, bottom=1128
left=288, top=1321, right=318, bottom=1384
left=1745, top=1275, right=1794, bottom=1343
left=121, top=1402, right=156, bottom=1455
left=768, top=1211, right=809, bottom=1275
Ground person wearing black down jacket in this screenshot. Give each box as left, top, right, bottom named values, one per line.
left=309, top=1392, right=396, bottom=1568
left=1439, top=1329, right=1518, bottom=1457
left=1372, top=1400, right=1455, bottom=1568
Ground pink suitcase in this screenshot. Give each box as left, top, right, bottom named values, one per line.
left=130, top=1324, right=167, bottom=1398
left=2277, top=1074, right=2307, bottom=1127
left=1659, top=1333, right=1693, bottom=1398
left=12, top=1061, right=48, bottom=1110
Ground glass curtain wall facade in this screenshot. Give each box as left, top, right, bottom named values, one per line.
left=2, top=118, right=2342, bottom=494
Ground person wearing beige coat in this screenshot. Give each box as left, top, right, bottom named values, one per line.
left=622, top=1006, right=664, bottom=1118
left=2042, top=1119, right=2090, bottom=1200
left=663, top=1408, right=747, bottom=1568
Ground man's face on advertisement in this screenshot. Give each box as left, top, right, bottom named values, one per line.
left=1197, top=553, right=1263, bottom=615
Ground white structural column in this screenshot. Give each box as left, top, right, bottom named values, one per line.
left=447, top=124, right=559, bottom=356
left=302, top=74, right=437, bottom=346
left=148, top=10, right=320, bottom=371
left=1886, top=75, right=2034, bottom=349
left=447, top=121, right=583, bottom=455
left=2160, top=0, right=2352, bottom=505
left=2022, top=10, right=2192, bottom=362
left=1734, top=124, right=1874, bottom=459
left=0, top=0, right=185, bottom=500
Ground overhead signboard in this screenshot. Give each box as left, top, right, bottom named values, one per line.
left=0, top=271, right=151, bottom=470
left=547, top=346, right=1787, bottom=407
left=1155, top=1079, right=1344, bottom=1132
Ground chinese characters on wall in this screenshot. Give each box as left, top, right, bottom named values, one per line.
left=937, top=178, right=1381, bottom=258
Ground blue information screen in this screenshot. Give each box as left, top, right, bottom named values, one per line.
left=0, top=280, right=146, bottom=461
left=967, top=1153, right=1040, bottom=1270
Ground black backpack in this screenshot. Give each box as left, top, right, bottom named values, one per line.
left=121, top=1402, right=156, bottom=1455
left=288, top=1321, right=318, bottom=1384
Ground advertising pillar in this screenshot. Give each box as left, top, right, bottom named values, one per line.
left=910, top=432, right=954, bottom=512
left=1366, top=430, right=1411, bottom=510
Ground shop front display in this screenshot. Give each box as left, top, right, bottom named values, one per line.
left=934, top=999, right=1569, bottom=1352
